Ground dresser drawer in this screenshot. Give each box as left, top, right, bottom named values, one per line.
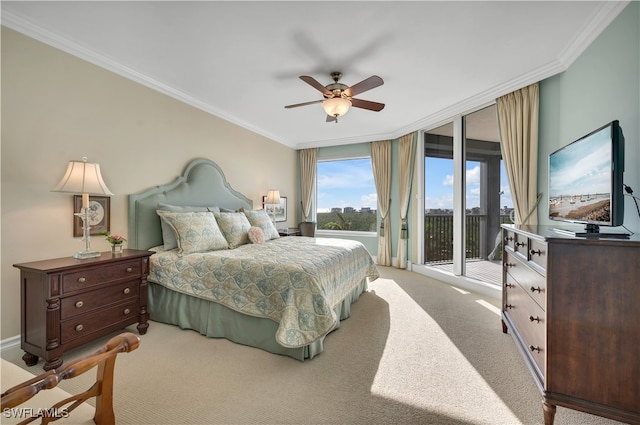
left=504, top=229, right=516, bottom=250
left=528, top=239, right=547, bottom=272
left=62, top=260, right=141, bottom=293
left=60, top=300, right=139, bottom=344
left=504, top=280, right=546, bottom=377
left=513, top=233, right=529, bottom=258
left=60, top=281, right=139, bottom=320
left=505, top=251, right=546, bottom=310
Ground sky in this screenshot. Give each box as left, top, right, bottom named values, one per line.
left=548, top=126, right=612, bottom=197
left=425, top=158, right=513, bottom=210
left=316, top=157, right=513, bottom=213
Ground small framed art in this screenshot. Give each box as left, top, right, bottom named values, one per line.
left=262, top=196, right=287, bottom=222
left=73, top=195, right=110, bottom=237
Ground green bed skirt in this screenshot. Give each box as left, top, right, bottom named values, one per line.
left=147, top=279, right=368, bottom=361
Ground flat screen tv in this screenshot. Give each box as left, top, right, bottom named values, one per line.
left=548, top=120, right=626, bottom=237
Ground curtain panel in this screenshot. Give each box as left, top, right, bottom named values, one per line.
left=371, top=140, right=392, bottom=266
left=299, top=148, right=317, bottom=223
left=396, top=132, right=416, bottom=269
left=497, top=83, right=541, bottom=225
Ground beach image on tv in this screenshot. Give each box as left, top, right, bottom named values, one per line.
left=548, top=128, right=612, bottom=222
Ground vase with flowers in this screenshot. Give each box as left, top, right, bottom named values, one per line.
left=98, top=232, right=127, bottom=254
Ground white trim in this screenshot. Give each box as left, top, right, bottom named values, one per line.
left=410, top=263, right=501, bottom=300
left=453, top=117, right=465, bottom=276
left=316, top=230, right=377, bottom=238
left=1, top=10, right=294, bottom=149
left=0, top=334, right=21, bottom=355
left=3, top=1, right=626, bottom=151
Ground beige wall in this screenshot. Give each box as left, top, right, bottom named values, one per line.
left=1, top=28, right=297, bottom=339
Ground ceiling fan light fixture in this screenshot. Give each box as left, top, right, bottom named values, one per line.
left=322, top=97, right=352, bottom=118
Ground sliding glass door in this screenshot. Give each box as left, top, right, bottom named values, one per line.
left=423, top=105, right=509, bottom=285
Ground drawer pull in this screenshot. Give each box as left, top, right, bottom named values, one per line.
left=529, top=315, right=541, bottom=323
left=529, top=249, right=542, bottom=256
left=123, top=287, right=131, bottom=295
left=504, top=304, right=514, bottom=310
left=504, top=236, right=513, bottom=242
left=530, top=286, right=542, bottom=293
left=77, top=277, right=86, bottom=283
left=126, top=267, right=133, bottom=273
left=505, top=283, right=515, bottom=289
left=75, top=324, right=84, bottom=332
left=504, top=263, right=515, bottom=269
left=515, top=242, right=526, bottom=247
left=75, top=301, right=84, bottom=308
left=123, top=308, right=131, bottom=315
left=529, top=345, right=541, bottom=353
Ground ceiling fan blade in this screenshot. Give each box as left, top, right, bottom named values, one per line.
left=300, top=76, right=331, bottom=96
left=344, top=75, right=383, bottom=97
left=326, top=115, right=337, bottom=123
left=351, top=98, right=385, bottom=112
left=284, top=99, right=324, bottom=109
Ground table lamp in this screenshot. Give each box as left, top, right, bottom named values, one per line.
left=52, top=157, right=114, bottom=259
left=265, top=189, right=281, bottom=224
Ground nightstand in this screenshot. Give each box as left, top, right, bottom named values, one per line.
left=13, top=249, right=153, bottom=370
left=278, top=228, right=301, bottom=236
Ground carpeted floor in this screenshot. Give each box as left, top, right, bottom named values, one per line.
left=1, top=266, right=625, bottom=424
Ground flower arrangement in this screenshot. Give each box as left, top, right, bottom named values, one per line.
left=98, top=231, right=127, bottom=245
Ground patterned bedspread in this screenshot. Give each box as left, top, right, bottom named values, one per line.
left=148, top=237, right=379, bottom=348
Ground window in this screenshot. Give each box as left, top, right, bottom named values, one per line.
left=316, top=158, right=377, bottom=232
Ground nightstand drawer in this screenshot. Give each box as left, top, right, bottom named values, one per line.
left=60, top=300, right=139, bottom=344
left=62, top=260, right=141, bottom=293
left=61, top=281, right=139, bottom=320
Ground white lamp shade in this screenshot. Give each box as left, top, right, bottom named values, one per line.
left=52, top=158, right=114, bottom=195
left=265, top=189, right=280, bottom=204
left=322, top=97, right=352, bottom=117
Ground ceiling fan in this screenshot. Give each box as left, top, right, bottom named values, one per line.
left=284, top=72, right=385, bottom=123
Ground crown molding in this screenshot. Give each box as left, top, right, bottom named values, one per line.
left=1, top=11, right=295, bottom=149
left=3, top=1, right=627, bottom=152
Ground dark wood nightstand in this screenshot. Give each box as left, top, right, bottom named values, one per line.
left=13, top=249, right=153, bottom=370
left=278, top=228, right=301, bottom=236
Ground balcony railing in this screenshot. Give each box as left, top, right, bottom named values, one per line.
left=425, top=214, right=511, bottom=264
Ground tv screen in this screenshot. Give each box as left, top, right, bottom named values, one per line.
left=548, top=120, right=625, bottom=233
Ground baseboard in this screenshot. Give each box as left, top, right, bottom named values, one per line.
left=0, top=334, right=21, bottom=355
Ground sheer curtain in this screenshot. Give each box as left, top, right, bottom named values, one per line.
left=497, top=83, right=541, bottom=225
left=396, top=132, right=416, bottom=269
left=299, top=148, right=317, bottom=223
left=371, top=140, right=392, bottom=266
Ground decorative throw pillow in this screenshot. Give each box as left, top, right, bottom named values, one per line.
left=247, top=226, right=265, bottom=244
left=156, top=211, right=228, bottom=255
left=243, top=209, right=280, bottom=240
left=215, top=212, right=252, bottom=249
left=156, top=203, right=221, bottom=250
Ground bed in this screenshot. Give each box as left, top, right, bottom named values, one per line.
left=128, top=158, right=379, bottom=360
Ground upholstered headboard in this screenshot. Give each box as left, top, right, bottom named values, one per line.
left=128, top=158, right=253, bottom=250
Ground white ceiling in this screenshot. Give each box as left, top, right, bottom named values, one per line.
left=1, top=1, right=627, bottom=150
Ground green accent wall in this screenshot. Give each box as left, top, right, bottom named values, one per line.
left=539, top=2, right=640, bottom=233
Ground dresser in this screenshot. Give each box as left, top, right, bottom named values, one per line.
left=14, top=249, right=153, bottom=370
left=501, top=224, right=640, bottom=425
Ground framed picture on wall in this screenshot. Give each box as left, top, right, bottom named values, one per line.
left=262, top=196, right=287, bottom=222
left=73, top=195, right=110, bottom=237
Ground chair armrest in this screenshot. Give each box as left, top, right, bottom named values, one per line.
left=1, top=332, right=140, bottom=424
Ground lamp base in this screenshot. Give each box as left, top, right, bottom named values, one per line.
left=74, top=250, right=101, bottom=259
